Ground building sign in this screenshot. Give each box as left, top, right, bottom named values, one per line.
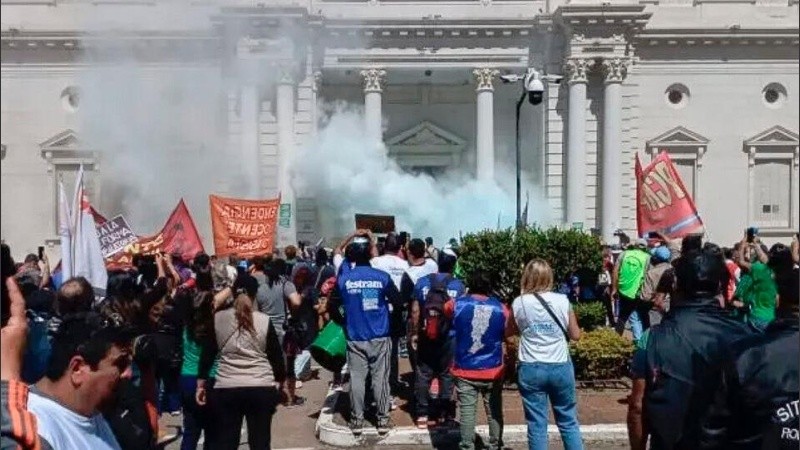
left=96, top=215, right=138, bottom=257
left=279, top=203, right=292, bottom=229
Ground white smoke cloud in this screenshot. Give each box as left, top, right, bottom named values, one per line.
left=293, top=103, right=551, bottom=244
left=70, top=4, right=551, bottom=248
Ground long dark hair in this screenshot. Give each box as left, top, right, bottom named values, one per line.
left=267, top=259, right=287, bottom=287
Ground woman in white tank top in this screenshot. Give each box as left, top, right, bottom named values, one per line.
left=510, top=259, right=583, bottom=450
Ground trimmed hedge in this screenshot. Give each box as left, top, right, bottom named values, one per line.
left=458, top=226, right=603, bottom=304
left=569, top=328, right=634, bottom=381
left=573, top=301, right=607, bottom=332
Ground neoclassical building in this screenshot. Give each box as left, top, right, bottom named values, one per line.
left=1, top=0, right=798, bottom=259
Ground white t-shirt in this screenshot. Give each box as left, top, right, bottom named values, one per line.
left=405, top=259, right=439, bottom=285
left=27, top=389, right=122, bottom=450
left=370, top=254, right=409, bottom=288
left=512, top=292, right=572, bottom=364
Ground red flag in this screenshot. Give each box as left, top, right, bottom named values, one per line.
left=101, top=199, right=205, bottom=269
left=635, top=151, right=704, bottom=239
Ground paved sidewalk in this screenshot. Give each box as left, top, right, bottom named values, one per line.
left=160, top=369, right=332, bottom=450
left=333, top=359, right=629, bottom=428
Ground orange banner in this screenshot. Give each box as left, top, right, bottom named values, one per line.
left=209, top=194, right=280, bottom=258
left=636, top=152, right=705, bottom=239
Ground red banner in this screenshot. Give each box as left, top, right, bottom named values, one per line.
left=97, top=200, right=205, bottom=269
left=209, top=194, right=280, bottom=258
left=636, top=152, right=704, bottom=239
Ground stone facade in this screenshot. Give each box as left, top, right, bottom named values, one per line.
left=1, top=0, right=798, bottom=259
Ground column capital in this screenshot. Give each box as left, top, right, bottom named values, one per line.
left=601, top=58, right=630, bottom=84
left=360, top=68, right=387, bottom=93
left=564, top=58, right=590, bottom=85
left=473, top=67, right=499, bottom=92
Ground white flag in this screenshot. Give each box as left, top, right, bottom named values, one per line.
left=72, top=169, right=107, bottom=291
left=58, top=177, right=73, bottom=280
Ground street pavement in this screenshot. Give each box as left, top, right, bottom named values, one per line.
left=161, top=359, right=630, bottom=450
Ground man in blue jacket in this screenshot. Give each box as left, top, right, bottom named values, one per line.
left=329, top=232, right=401, bottom=436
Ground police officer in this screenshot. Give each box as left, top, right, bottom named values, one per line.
left=329, top=232, right=401, bottom=436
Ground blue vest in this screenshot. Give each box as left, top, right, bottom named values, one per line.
left=452, top=295, right=505, bottom=371
left=337, top=265, right=393, bottom=341
left=413, top=273, right=466, bottom=307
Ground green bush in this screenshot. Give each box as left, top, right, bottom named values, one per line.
left=569, top=328, right=634, bottom=381
left=573, top=301, right=607, bottom=332
left=458, top=226, right=603, bottom=304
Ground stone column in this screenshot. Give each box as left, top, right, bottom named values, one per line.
left=240, top=84, right=261, bottom=198
left=564, top=58, right=590, bottom=227
left=311, top=70, right=322, bottom=139
left=474, top=67, right=499, bottom=182
left=277, top=66, right=297, bottom=248
left=361, top=68, right=386, bottom=146
left=600, top=58, right=627, bottom=242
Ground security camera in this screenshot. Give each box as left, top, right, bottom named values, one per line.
left=524, top=69, right=545, bottom=105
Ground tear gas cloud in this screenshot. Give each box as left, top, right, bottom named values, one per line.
left=73, top=5, right=550, bottom=247
left=293, top=103, right=551, bottom=244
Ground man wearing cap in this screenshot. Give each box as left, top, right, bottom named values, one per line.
left=328, top=231, right=401, bottom=436
left=612, top=238, right=652, bottom=341
left=641, top=245, right=673, bottom=326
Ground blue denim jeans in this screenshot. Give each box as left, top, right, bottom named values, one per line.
left=629, top=310, right=644, bottom=342
left=517, top=361, right=583, bottom=450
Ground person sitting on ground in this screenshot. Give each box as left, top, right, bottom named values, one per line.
left=626, top=245, right=756, bottom=450
left=445, top=267, right=510, bottom=450
left=28, top=311, right=135, bottom=450
left=408, top=248, right=465, bottom=429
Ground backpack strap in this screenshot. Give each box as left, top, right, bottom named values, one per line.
left=532, top=293, right=570, bottom=343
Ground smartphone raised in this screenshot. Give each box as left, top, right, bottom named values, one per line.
left=38, top=245, right=45, bottom=261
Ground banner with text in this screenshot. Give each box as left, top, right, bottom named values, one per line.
left=100, top=200, right=205, bottom=269
left=354, top=214, right=396, bottom=234
left=209, top=194, right=280, bottom=257
left=636, top=152, right=705, bottom=239
left=96, top=215, right=138, bottom=257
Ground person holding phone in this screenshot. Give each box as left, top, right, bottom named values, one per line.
left=733, top=230, right=777, bottom=332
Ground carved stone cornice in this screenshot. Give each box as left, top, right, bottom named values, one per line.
left=601, top=58, right=629, bottom=84
left=360, top=68, right=386, bottom=93
left=473, top=67, right=499, bottom=92
left=564, top=59, right=590, bottom=85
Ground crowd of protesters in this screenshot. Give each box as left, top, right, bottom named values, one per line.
left=0, top=225, right=797, bottom=450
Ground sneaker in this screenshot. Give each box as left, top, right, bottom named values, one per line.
left=169, top=410, right=181, bottom=417
left=295, top=380, right=303, bottom=389
left=377, top=418, right=394, bottom=435
left=349, top=418, right=365, bottom=435
left=416, top=417, right=428, bottom=430
left=390, top=397, right=399, bottom=411
left=288, top=396, right=306, bottom=407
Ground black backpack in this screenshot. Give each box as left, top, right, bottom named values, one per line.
left=420, top=274, right=452, bottom=343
